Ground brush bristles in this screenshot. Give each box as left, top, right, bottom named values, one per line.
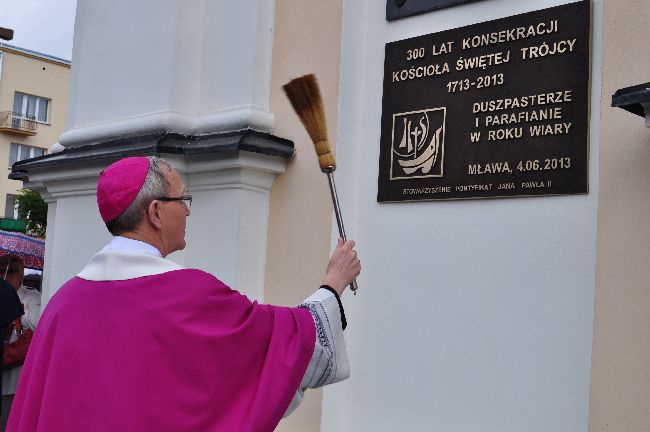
left=283, top=74, right=336, bottom=170
left=283, top=74, right=329, bottom=144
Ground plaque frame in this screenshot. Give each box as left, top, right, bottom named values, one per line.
left=386, top=0, right=486, bottom=22
left=378, top=1, right=592, bottom=203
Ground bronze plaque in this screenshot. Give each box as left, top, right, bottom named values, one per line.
left=378, top=1, right=590, bottom=202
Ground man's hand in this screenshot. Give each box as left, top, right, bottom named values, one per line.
left=322, top=239, right=361, bottom=296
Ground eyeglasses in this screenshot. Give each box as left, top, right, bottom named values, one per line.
left=156, top=195, right=192, bottom=208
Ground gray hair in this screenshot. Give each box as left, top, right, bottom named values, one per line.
left=105, top=156, right=172, bottom=235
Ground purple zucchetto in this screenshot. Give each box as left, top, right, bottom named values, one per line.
left=97, top=157, right=150, bottom=222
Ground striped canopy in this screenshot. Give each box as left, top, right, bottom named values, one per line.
left=0, top=229, right=45, bottom=270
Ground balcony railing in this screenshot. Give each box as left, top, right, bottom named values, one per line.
left=0, top=111, right=38, bottom=136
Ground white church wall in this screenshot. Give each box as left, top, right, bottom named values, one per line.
left=323, top=1, right=602, bottom=431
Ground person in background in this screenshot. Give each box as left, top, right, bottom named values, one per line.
left=8, top=156, right=361, bottom=432
left=0, top=255, right=41, bottom=430
left=0, top=277, right=22, bottom=423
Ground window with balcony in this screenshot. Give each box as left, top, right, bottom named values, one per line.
left=9, top=143, right=45, bottom=167
left=13, top=92, right=50, bottom=123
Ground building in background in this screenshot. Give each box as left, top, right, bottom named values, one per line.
left=0, top=43, right=69, bottom=221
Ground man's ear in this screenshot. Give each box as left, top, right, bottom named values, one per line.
left=146, top=200, right=164, bottom=230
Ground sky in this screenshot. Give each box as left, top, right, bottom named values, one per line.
left=0, top=0, right=77, bottom=60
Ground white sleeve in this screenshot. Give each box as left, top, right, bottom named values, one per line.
left=20, top=288, right=42, bottom=330
left=283, top=288, right=350, bottom=418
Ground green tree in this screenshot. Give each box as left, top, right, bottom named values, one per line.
left=14, top=189, right=47, bottom=237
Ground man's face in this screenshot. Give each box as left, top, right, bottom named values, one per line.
left=0, top=258, right=23, bottom=290
left=159, top=168, right=190, bottom=256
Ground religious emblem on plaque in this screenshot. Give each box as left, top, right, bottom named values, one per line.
left=391, top=107, right=445, bottom=180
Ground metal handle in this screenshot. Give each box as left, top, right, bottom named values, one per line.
left=326, top=171, right=358, bottom=295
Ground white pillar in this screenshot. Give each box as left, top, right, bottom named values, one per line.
left=177, top=152, right=286, bottom=301
left=60, top=0, right=276, bottom=147
left=15, top=0, right=291, bottom=304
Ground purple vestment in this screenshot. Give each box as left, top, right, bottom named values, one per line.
left=7, top=269, right=315, bottom=431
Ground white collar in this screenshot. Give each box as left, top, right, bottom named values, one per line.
left=78, top=240, right=183, bottom=281
left=101, top=236, right=162, bottom=257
